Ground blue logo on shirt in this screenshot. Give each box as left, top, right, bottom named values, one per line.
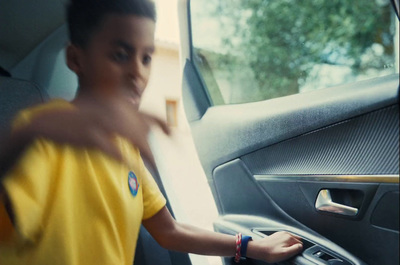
left=128, top=171, right=139, bottom=197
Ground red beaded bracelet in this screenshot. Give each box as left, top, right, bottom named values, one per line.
left=234, top=233, right=242, bottom=263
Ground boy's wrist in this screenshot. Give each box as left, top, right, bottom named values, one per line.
left=240, top=235, right=252, bottom=258
left=246, top=240, right=264, bottom=261
left=234, top=233, right=254, bottom=262
left=14, top=124, right=36, bottom=147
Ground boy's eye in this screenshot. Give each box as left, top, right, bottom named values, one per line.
left=143, top=55, right=152, bottom=65
left=112, top=50, right=130, bottom=62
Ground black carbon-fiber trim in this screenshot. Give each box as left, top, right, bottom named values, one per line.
left=241, top=105, right=399, bottom=175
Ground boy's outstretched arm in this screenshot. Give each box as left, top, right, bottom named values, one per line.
left=0, top=98, right=169, bottom=179
left=143, top=206, right=303, bottom=263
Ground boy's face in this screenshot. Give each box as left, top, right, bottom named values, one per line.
left=69, top=14, right=155, bottom=110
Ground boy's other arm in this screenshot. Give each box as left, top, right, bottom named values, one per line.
left=143, top=206, right=303, bottom=263
left=0, top=194, right=15, bottom=242
left=0, top=128, right=34, bottom=180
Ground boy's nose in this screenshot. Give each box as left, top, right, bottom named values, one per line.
left=129, top=58, right=143, bottom=78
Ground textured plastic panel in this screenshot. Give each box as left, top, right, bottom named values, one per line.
left=182, top=60, right=211, bottom=122
left=241, top=105, right=399, bottom=175
left=370, top=191, right=400, bottom=231
left=186, top=74, right=398, bottom=178
left=213, top=159, right=294, bottom=218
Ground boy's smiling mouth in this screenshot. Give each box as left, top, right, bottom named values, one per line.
left=125, top=86, right=143, bottom=107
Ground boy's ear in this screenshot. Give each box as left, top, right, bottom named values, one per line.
left=66, top=44, right=84, bottom=76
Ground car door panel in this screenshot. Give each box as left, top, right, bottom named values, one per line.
left=213, top=214, right=366, bottom=265
left=182, top=57, right=399, bottom=265
left=254, top=179, right=398, bottom=265
left=180, top=0, right=399, bottom=263
left=183, top=60, right=398, bottom=178
left=211, top=159, right=399, bottom=265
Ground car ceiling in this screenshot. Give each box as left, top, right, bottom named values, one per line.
left=0, top=0, right=68, bottom=70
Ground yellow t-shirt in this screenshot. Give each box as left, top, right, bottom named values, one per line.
left=0, top=99, right=166, bottom=265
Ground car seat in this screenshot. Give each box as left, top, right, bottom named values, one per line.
left=0, top=76, right=49, bottom=139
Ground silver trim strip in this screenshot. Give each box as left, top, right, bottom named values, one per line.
left=254, top=174, right=399, bottom=183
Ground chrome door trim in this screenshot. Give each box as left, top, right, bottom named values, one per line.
left=254, top=174, right=399, bottom=183
left=315, top=189, right=359, bottom=216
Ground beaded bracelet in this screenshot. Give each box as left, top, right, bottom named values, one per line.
left=235, top=233, right=253, bottom=263
left=234, top=233, right=242, bottom=263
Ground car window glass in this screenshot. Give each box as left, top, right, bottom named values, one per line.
left=190, top=0, right=399, bottom=105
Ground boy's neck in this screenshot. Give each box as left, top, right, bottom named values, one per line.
left=72, top=87, right=140, bottom=111
left=72, top=87, right=108, bottom=107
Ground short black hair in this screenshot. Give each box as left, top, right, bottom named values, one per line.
left=67, top=0, right=156, bottom=48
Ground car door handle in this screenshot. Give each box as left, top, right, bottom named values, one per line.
left=315, top=189, right=358, bottom=216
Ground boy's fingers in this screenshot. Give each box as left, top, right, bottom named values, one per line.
left=142, top=113, right=170, bottom=135
left=90, top=130, right=124, bottom=162
left=289, top=233, right=302, bottom=241
left=289, top=234, right=302, bottom=245
left=284, top=243, right=303, bottom=256
left=136, top=140, right=156, bottom=166
left=95, top=111, right=156, bottom=165
left=274, top=231, right=302, bottom=244
left=99, top=141, right=124, bottom=163
left=155, top=118, right=170, bottom=135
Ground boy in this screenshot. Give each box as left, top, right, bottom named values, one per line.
left=0, top=0, right=303, bottom=264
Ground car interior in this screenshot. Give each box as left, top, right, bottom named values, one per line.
left=1, top=0, right=399, bottom=265
left=178, top=0, right=399, bottom=265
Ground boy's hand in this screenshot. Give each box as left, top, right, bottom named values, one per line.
left=26, top=97, right=170, bottom=166
left=247, top=231, right=303, bottom=263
